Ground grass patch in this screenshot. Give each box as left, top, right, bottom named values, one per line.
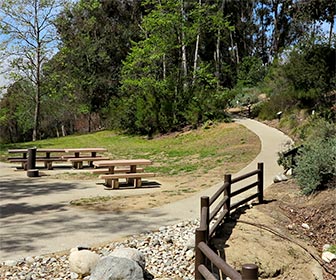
left=0, top=122, right=260, bottom=178
left=70, top=196, right=114, bottom=206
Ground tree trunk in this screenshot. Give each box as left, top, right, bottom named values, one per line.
left=181, top=0, right=188, bottom=90
left=32, top=0, right=40, bottom=142
left=215, top=0, right=225, bottom=89
left=329, top=19, right=334, bottom=47
left=192, top=32, right=200, bottom=85
left=61, top=125, right=66, bottom=137
left=32, top=90, right=39, bottom=141
left=192, top=0, right=202, bottom=86
left=163, top=54, right=166, bottom=79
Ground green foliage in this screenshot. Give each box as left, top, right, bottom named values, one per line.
left=277, top=142, right=298, bottom=173
left=118, top=0, right=234, bottom=135
left=292, top=118, right=336, bottom=195
left=0, top=80, right=35, bottom=143
left=327, top=245, right=336, bottom=254
left=237, top=56, right=266, bottom=87
left=284, top=44, right=336, bottom=107
left=296, top=116, right=336, bottom=142
left=0, top=0, right=66, bottom=141
left=295, top=136, right=336, bottom=194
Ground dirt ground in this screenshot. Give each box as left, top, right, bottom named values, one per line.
left=67, top=170, right=336, bottom=279
left=64, top=163, right=245, bottom=211
left=216, top=179, right=336, bottom=280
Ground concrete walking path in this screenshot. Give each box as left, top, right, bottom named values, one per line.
left=0, top=118, right=293, bottom=262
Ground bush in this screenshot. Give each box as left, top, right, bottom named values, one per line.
left=295, top=136, right=336, bottom=194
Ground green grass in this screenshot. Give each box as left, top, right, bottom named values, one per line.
left=0, top=122, right=260, bottom=177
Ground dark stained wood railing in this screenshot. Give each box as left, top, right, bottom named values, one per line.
left=195, top=162, right=264, bottom=279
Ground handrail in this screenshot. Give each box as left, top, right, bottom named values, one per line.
left=231, top=169, right=259, bottom=184
left=198, top=241, right=242, bottom=280
left=209, top=181, right=229, bottom=205
left=195, top=162, right=263, bottom=280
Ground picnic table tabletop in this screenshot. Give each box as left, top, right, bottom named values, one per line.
left=8, top=148, right=65, bottom=153
left=64, top=148, right=107, bottom=153
left=94, top=159, right=153, bottom=167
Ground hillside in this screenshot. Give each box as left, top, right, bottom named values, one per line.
left=219, top=179, right=336, bottom=280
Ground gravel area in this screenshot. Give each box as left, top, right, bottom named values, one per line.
left=0, top=220, right=199, bottom=280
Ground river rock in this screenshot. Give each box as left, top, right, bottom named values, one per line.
left=109, top=247, right=145, bottom=270
left=69, top=248, right=100, bottom=277
left=322, top=251, right=336, bottom=263
left=89, top=256, right=144, bottom=280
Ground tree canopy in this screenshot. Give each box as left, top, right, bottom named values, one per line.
left=0, top=0, right=335, bottom=143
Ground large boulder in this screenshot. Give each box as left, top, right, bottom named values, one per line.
left=69, top=247, right=100, bottom=277
left=109, top=247, right=145, bottom=270
left=89, top=256, right=144, bottom=280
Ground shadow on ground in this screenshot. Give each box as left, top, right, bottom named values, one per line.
left=0, top=176, right=91, bottom=200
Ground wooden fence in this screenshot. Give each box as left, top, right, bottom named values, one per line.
left=195, top=162, right=264, bottom=280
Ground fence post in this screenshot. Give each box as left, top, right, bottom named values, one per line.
left=200, top=196, right=210, bottom=241
left=241, top=263, right=258, bottom=280
left=195, top=228, right=207, bottom=280
left=257, top=162, right=264, bottom=204
left=224, top=174, right=231, bottom=221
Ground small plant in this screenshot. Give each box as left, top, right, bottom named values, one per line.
left=294, top=137, right=336, bottom=194
left=326, top=245, right=336, bottom=254
left=277, top=141, right=298, bottom=173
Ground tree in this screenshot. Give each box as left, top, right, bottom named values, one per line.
left=52, top=0, right=142, bottom=132
left=0, top=0, right=66, bottom=141
left=0, top=80, right=35, bottom=143
left=118, top=0, right=233, bottom=134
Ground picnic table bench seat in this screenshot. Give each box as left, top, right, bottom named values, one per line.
left=99, top=172, right=156, bottom=189
left=8, top=157, right=68, bottom=170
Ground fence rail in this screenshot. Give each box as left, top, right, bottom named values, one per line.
left=195, top=162, right=264, bottom=280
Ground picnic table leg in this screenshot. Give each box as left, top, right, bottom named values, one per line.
left=44, top=152, right=51, bottom=169
left=46, top=161, right=53, bottom=170
left=88, top=152, right=97, bottom=167
left=72, top=152, right=80, bottom=169
left=134, top=178, right=142, bottom=188
left=128, top=165, right=137, bottom=185
left=22, top=152, right=28, bottom=169
left=105, top=178, right=119, bottom=189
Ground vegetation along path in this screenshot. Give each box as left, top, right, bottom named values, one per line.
left=0, top=118, right=292, bottom=262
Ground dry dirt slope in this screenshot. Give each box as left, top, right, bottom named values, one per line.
left=214, top=179, right=335, bottom=280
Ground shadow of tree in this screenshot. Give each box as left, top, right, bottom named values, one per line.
left=0, top=176, right=91, bottom=200
left=0, top=196, right=176, bottom=261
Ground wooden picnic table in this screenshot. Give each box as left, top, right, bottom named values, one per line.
left=64, top=148, right=108, bottom=169
left=94, top=159, right=154, bottom=188
left=8, top=148, right=67, bottom=169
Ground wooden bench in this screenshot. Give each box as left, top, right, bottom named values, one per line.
left=67, top=156, right=110, bottom=169
left=99, top=172, right=156, bottom=189
left=8, top=157, right=67, bottom=170
left=91, top=167, right=144, bottom=175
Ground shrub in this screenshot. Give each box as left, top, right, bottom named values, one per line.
left=295, top=136, right=336, bottom=194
